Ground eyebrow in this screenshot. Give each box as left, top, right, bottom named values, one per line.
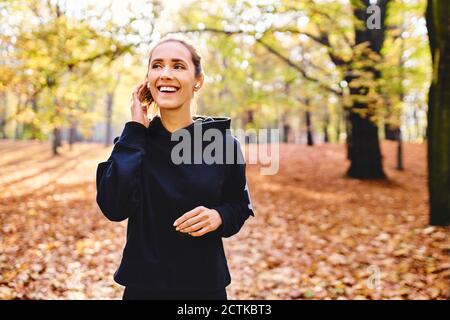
left=150, top=58, right=187, bottom=64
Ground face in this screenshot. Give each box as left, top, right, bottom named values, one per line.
left=147, top=41, right=203, bottom=110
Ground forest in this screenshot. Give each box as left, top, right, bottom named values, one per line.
left=0, top=0, right=448, bottom=299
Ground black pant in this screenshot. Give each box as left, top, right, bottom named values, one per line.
left=122, top=286, right=228, bottom=300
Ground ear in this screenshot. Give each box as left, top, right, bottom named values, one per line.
left=194, top=74, right=204, bottom=91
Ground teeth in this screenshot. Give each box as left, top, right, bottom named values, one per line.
left=159, top=86, right=178, bottom=92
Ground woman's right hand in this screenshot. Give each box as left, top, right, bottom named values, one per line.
left=130, top=81, right=152, bottom=128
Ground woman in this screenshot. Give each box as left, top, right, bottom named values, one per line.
left=96, top=36, right=255, bottom=300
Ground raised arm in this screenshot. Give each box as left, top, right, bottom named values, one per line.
left=96, top=121, right=147, bottom=222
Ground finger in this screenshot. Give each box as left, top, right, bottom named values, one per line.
left=179, top=219, right=209, bottom=233
left=137, top=83, right=146, bottom=96
left=189, top=226, right=211, bottom=237
left=176, top=213, right=207, bottom=231
left=173, top=206, right=206, bottom=227
left=133, top=84, right=144, bottom=96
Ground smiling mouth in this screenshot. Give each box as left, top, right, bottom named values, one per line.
left=157, top=86, right=180, bottom=93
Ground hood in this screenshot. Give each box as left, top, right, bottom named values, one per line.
left=148, top=115, right=231, bottom=137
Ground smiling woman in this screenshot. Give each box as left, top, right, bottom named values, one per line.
left=137, top=37, right=204, bottom=133
left=95, top=36, right=255, bottom=300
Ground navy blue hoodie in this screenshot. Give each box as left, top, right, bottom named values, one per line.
left=95, top=115, right=255, bottom=292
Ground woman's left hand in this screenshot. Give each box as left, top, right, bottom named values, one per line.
left=173, top=206, right=222, bottom=237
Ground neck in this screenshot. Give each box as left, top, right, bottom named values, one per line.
left=159, top=106, right=193, bottom=133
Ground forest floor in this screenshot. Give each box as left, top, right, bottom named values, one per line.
left=0, top=139, right=448, bottom=299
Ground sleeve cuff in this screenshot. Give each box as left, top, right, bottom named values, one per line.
left=117, top=121, right=148, bottom=149
left=214, top=205, right=229, bottom=237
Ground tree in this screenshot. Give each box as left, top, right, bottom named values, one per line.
left=425, top=0, right=450, bottom=226
left=345, top=0, right=388, bottom=179
left=381, top=0, right=431, bottom=171
left=1, top=0, right=161, bottom=154
left=171, top=0, right=388, bottom=177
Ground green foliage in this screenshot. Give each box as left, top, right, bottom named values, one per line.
left=0, top=0, right=147, bottom=140
left=0, top=0, right=432, bottom=143
left=381, top=0, right=431, bottom=131
left=169, top=0, right=430, bottom=141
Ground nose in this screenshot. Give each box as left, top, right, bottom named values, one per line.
left=160, top=66, right=174, bottom=79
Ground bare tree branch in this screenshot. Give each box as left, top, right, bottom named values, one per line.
left=255, top=38, right=341, bottom=95
left=162, top=28, right=342, bottom=95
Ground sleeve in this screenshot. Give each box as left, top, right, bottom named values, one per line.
left=96, top=121, right=148, bottom=222
left=213, top=137, right=255, bottom=238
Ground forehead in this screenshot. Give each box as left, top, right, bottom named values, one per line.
left=150, top=41, right=192, bottom=63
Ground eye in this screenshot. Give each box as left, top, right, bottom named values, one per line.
left=174, top=64, right=185, bottom=69
left=151, top=63, right=162, bottom=69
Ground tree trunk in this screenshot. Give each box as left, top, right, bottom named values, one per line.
left=426, top=0, right=450, bottom=226
left=68, top=120, right=78, bottom=150
left=384, top=124, right=403, bottom=170
left=394, top=14, right=406, bottom=171
left=280, top=111, right=291, bottom=143
left=246, top=109, right=254, bottom=124
left=305, top=110, right=314, bottom=146
left=323, top=114, right=329, bottom=143
left=105, top=92, right=113, bottom=147
left=26, top=95, right=39, bottom=140
left=103, top=74, right=121, bottom=146
left=413, top=109, right=421, bottom=141
left=336, top=104, right=342, bottom=143
left=345, top=109, right=351, bottom=159
left=0, top=92, right=7, bottom=138
left=283, top=123, right=291, bottom=143
left=52, top=127, right=62, bottom=156
left=14, top=95, right=24, bottom=140
left=396, top=129, right=403, bottom=171
left=384, top=124, right=399, bottom=141
left=346, top=0, right=388, bottom=179
left=244, top=110, right=254, bottom=144
left=347, top=111, right=385, bottom=178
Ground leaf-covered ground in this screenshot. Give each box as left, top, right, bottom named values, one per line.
left=0, top=140, right=448, bottom=299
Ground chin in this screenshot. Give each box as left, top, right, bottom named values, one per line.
left=156, top=100, right=187, bottom=110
